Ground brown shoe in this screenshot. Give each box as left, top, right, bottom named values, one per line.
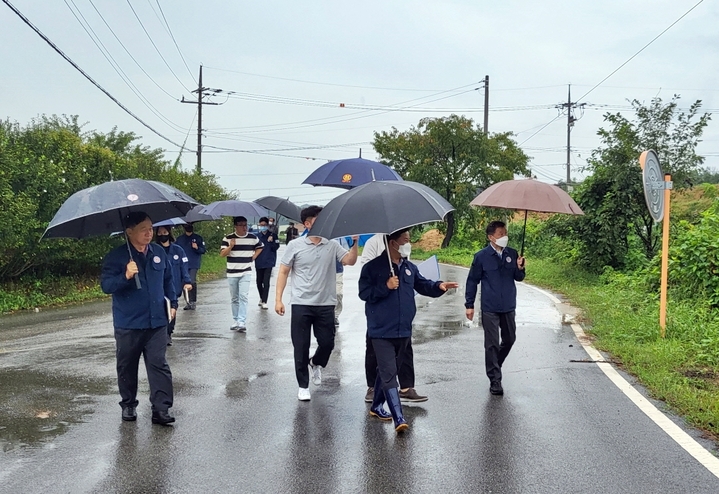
left=364, top=387, right=374, bottom=403
left=399, top=388, right=428, bottom=403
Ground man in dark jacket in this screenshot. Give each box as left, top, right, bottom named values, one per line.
left=254, top=217, right=280, bottom=309
left=155, top=225, right=193, bottom=345
left=464, top=221, right=526, bottom=396
left=100, top=211, right=177, bottom=425
left=359, top=228, right=458, bottom=433
left=175, top=223, right=206, bottom=310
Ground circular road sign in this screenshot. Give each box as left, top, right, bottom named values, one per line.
left=640, top=150, right=665, bottom=222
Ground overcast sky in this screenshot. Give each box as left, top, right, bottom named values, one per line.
left=2, top=0, right=717, bottom=204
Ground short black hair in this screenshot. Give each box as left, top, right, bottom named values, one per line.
left=301, top=206, right=323, bottom=224
left=154, top=227, right=175, bottom=243
left=233, top=216, right=248, bottom=225
left=124, top=211, right=150, bottom=228
left=486, top=221, right=506, bottom=237
left=259, top=217, right=269, bottom=224
left=388, top=228, right=410, bottom=243
left=289, top=222, right=295, bottom=226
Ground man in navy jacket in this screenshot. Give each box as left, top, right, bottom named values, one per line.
left=101, top=211, right=177, bottom=425
left=464, top=221, right=526, bottom=396
left=359, top=228, right=458, bottom=432
left=175, top=223, right=206, bottom=310
left=254, top=216, right=280, bottom=309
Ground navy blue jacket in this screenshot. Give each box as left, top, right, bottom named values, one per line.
left=175, top=232, right=206, bottom=269
left=254, top=230, right=280, bottom=269
left=101, top=242, right=177, bottom=329
left=160, top=242, right=192, bottom=297
left=465, top=244, right=525, bottom=313
left=359, top=252, right=445, bottom=339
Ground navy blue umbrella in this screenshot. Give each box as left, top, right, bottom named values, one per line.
left=302, top=155, right=402, bottom=190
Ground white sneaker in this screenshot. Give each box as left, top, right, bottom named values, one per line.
left=297, top=387, right=311, bottom=401
left=309, top=361, right=322, bottom=386
left=261, top=303, right=268, bottom=310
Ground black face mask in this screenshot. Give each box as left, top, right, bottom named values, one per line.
left=184, top=226, right=194, bottom=233
left=157, top=235, right=171, bottom=243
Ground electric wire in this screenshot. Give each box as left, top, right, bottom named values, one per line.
left=154, top=0, right=195, bottom=80
left=1, top=0, right=187, bottom=149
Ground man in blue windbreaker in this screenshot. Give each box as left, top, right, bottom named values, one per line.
left=359, top=228, right=458, bottom=433
left=464, top=220, right=526, bottom=396
left=175, top=223, right=206, bottom=310
left=101, top=211, right=177, bottom=426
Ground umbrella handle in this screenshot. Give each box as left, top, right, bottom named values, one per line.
left=384, top=235, right=395, bottom=277
left=520, top=210, right=528, bottom=258
left=123, top=230, right=142, bottom=290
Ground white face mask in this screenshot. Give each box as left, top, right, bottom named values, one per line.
left=494, top=236, right=509, bottom=248
left=398, top=242, right=412, bottom=258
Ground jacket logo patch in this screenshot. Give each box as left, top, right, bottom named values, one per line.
left=405, top=268, right=412, bottom=276
left=182, top=257, right=188, bottom=262
left=506, top=257, right=511, bottom=263
left=173, top=255, right=179, bottom=260
left=153, top=256, right=161, bottom=264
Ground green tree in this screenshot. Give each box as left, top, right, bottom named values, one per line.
left=574, top=96, right=710, bottom=271
left=373, top=115, right=530, bottom=247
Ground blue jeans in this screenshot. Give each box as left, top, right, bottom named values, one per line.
left=228, top=275, right=251, bottom=326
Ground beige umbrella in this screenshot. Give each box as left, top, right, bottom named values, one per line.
left=470, top=178, right=584, bottom=255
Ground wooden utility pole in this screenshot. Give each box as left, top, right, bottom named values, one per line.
left=483, top=75, right=489, bottom=134
left=181, top=65, right=220, bottom=174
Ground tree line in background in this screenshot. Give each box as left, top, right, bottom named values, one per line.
left=0, top=115, right=230, bottom=282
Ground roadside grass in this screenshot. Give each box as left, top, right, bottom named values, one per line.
left=414, top=247, right=719, bottom=438
left=0, top=253, right=228, bottom=314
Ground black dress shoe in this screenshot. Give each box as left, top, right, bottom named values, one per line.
left=151, top=410, right=176, bottom=425
left=489, top=380, right=504, bottom=395
left=122, top=406, right=137, bottom=421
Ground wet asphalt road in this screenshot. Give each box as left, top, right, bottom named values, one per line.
left=1, top=252, right=719, bottom=493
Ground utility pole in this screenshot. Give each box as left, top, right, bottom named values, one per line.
left=483, top=75, right=489, bottom=134
left=556, top=84, right=586, bottom=186
left=181, top=65, right=222, bottom=174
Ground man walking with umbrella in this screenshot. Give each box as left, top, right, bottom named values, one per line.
left=254, top=217, right=280, bottom=309
left=100, top=211, right=177, bottom=425
left=275, top=206, right=359, bottom=401
left=175, top=223, right=206, bottom=310
left=464, top=221, right=525, bottom=396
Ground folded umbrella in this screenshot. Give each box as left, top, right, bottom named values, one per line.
left=470, top=178, right=584, bottom=255
left=200, top=200, right=268, bottom=218
left=254, top=196, right=302, bottom=223
left=302, top=156, right=403, bottom=190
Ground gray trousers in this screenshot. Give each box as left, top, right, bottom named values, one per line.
left=481, top=311, right=517, bottom=382
left=114, top=326, right=173, bottom=411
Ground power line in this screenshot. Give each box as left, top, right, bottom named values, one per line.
left=153, top=0, right=195, bottom=81
left=1, top=0, right=186, bottom=149
left=62, top=0, right=187, bottom=134
left=576, top=0, right=705, bottom=102
left=124, top=0, right=193, bottom=93
left=87, top=0, right=178, bottom=100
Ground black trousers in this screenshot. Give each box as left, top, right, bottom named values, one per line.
left=291, top=305, right=335, bottom=388
left=255, top=267, right=272, bottom=303
left=188, top=268, right=198, bottom=303
left=481, top=311, right=517, bottom=382
left=365, top=333, right=415, bottom=388
left=371, top=337, right=410, bottom=391
left=115, top=326, right=173, bottom=411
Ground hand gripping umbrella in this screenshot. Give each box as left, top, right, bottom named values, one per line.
left=254, top=196, right=302, bottom=223
left=470, top=178, right=584, bottom=256
left=308, top=180, right=454, bottom=275
left=43, top=178, right=200, bottom=288
left=302, top=153, right=403, bottom=190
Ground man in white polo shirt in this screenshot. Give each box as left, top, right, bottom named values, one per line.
left=221, top=216, right=263, bottom=332
left=275, top=206, right=359, bottom=401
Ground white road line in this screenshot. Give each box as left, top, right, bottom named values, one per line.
left=521, top=282, right=719, bottom=478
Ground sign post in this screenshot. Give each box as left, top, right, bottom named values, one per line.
left=640, top=150, right=672, bottom=337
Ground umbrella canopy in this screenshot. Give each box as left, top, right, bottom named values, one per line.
left=43, top=179, right=200, bottom=239
left=302, top=157, right=403, bottom=190
left=153, top=217, right=188, bottom=228
left=200, top=200, right=268, bottom=218
left=182, top=204, right=219, bottom=223
left=254, top=196, right=302, bottom=223
left=470, top=178, right=584, bottom=215
left=308, top=180, right=454, bottom=240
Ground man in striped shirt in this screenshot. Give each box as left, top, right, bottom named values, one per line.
left=220, top=216, right=264, bottom=332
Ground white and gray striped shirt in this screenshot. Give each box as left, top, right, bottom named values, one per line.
left=222, top=233, right=263, bottom=277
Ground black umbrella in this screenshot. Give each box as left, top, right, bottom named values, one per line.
left=254, top=196, right=302, bottom=223
left=43, top=179, right=199, bottom=288
left=308, top=181, right=454, bottom=276
left=200, top=200, right=268, bottom=218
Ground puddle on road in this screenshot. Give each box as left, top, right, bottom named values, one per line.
left=411, top=319, right=465, bottom=345
left=0, top=369, right=114, bottom=452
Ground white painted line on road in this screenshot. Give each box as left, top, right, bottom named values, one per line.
left=520, top=281, right=719, bottom=478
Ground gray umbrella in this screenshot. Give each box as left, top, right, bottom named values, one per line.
left=43, top=179, right=199, bottom=239
left=182, top=204, right=220, bottom=223
left=200, top=200, right=268, bottom=218
left=254, top=196, right=302, bottom=223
